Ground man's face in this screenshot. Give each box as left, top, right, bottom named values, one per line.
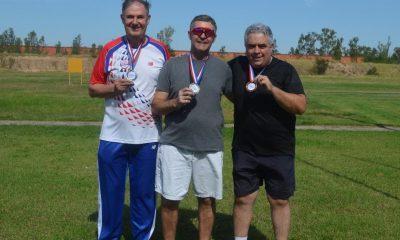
left=121, top=2, right=150, bottom=40
left=245, top=33, right=274, bottom=68
left=188, top=21, right=216, bottom=53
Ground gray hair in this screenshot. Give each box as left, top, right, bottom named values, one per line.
left=189, top=14, right=217, bottom=32
left=244, top=23, right=273, bottom=45
left=122, top=0, right=151, bottom=15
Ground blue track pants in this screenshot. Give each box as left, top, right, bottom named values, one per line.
left=97, top=140, right=157, bottom=240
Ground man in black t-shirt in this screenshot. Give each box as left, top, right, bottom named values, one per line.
left=228, top=23, right=307, bottom=240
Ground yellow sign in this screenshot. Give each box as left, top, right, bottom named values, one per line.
left=68, top=57, right=83, bottom=85
left=68, top=58, right=83, bottom=72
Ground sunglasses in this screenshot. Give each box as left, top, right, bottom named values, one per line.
left=190, top=27, right=216, bottom=38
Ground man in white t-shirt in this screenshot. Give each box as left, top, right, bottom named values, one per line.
left=89, top=1, right=169, bottom=239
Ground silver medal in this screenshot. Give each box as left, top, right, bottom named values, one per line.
left=127, top=70, right=137, bottom=81
left=246, top=82, right=257, bottom=92
left=189, top=83, right=200, bottom=94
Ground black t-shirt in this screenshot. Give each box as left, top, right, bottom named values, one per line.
left=228, top=56, right=305, bottom=156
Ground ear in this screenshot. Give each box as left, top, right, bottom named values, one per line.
left=188, top=30, right=192, bottom=40
left=120, top=14, right=124, bottom=23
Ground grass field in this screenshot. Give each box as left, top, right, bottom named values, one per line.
left=1, top=69, right=400, bottom=127
left=300, top=75, right=400, bottom=126
left=0, top=69, right=400, bottom=239
left=0, top=126, right=399, bottom=239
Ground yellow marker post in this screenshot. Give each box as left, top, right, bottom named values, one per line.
left=67, top=57, right=83, bottom=85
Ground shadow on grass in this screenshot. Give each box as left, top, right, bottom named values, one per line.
left=89, top=205, right=268, bottom=240
left=341, top=154, right=400, bottom=171
left=314, top=111, right=399, bottom=131
left=298, top=157, right=399, bottom=201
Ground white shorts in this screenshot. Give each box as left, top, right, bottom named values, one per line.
left=155, top=144, right=223, bottom=201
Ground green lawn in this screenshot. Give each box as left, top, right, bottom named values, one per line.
left=300, top=75, right=400, bottom=126
left=1, top=69, right=400, bottom=239
left=0, top=126, right=399, bottom=239
left=1, top=70, right=400, bottom=126
left=0, top=70, right=103, bottom=122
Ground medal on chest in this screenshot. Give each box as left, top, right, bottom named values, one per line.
left=247, top=64, right=267, bottom=92
left=188, top=54, right=208, bottom=95
left=126, top=37, right=144, bottom=82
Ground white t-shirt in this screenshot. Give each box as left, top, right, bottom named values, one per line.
left=90, top=36, right=169, bottom=144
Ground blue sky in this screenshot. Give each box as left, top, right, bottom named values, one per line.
left=1, top=0, right=399, bottom=54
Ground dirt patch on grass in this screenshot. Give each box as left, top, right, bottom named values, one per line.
left=0, top=55, right=96, bottom=73
left=288, top=59, right=400, bottom=77
left=287, top=59, right=371, bottom=75
left=326, top=61, right=369, bottom=75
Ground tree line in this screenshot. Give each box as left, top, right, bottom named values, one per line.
left=1, top=26, right=399, bottom=64
left=0, top=28, right=102, bottom=57
left=289, top=28, right=399, bottom=64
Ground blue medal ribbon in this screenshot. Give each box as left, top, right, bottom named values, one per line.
left=189, top=54, right=208, bottom=85
left=125, top=36, right=144, bottom=74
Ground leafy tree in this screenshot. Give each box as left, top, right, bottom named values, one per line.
left=55, top=41, right=62, bottom=55
left=157, top=26, right=175, bottom=56
left=14, top=38, right=22, bottom=53
left=219, top=45, right=226, bottom=57
left=294, top=28, right=341, bottom=57
left=318, top=28, right=338, bottom=56
left=272, top=38, right=279, bottom=54
left=36, top=36, right=46, bottom=54
left=359, top=46, right=378, bottom=62
left=392, top=47, right=400, bottom=63
left=24, top=31, right=38, bottom=53
left=219, top=45, right=226, bottom=53
left=348, top=37, right=360, bottom=61
left=157, top=26, right=174, bottom=46
left=376, top=37, right=391, bottom=62
left=395, top=47, right=400, bottom=58
left=304, top=32, right=318, bottom=55
left=331, top=38, right=344, bottom=60
left=97, top=44, right=103, bottom=52
left=294, top=32, right=318, bottom=55
left=1, top=28, right=17, bottom=53
left=90, top=43, right=97, bottom=57
left=0, top=34, right=4, bottom=52
left=23, top=31, right=45, bottom=54
left=72, top=34, right=82, bottom=55
left=358, top=37, right=393, bottom=63
left=6, top=28, right=17, bottom=52
left=294, top=33, right=306, bottom=55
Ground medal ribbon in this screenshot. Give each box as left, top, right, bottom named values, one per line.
left=248, top=64, right=267, bottom=84
left=126, top=36, right=144, bottom=71
left=189, top=54, right=208, bottom=85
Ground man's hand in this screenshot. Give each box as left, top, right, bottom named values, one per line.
left=176, top=87, right=195, bottom=109
left=113, top=79, right=134, bottom=95
left=255, top=75, right=274, bottom=93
